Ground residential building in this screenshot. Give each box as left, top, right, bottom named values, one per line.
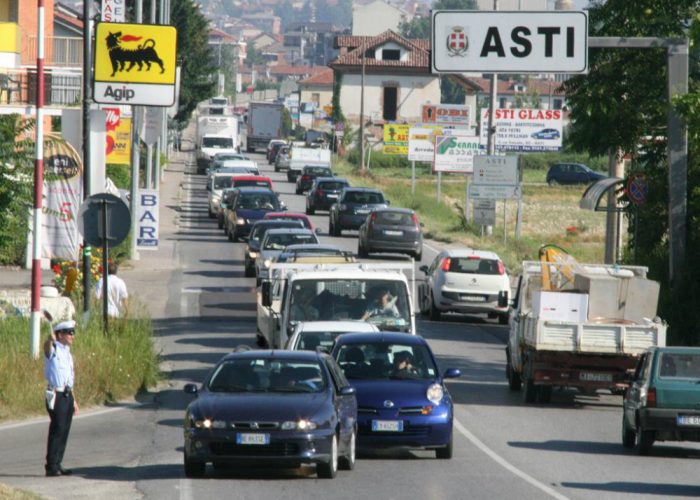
left=469, top=77, right=568, bottom=111
left=298, top=67, right=334, bottom=112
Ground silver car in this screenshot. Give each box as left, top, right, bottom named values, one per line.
left=255, top=228, right=320, bottom=277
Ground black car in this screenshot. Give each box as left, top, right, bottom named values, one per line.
left=295, top=165, right=333, bottom=195
left=183, top=350, right=357, bottom=478
left=222, top=187, right=283, bottom=242
left=358, top=208, right=423, bottom=260
left=546, top=163, right=606, bottom=186
left=306, top=177, right=350, bottom=214
left=329, top=188, right=389, bottom=236
left=245, top=220, right=304, bottom=277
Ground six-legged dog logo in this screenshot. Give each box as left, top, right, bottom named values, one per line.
left=105, top=31, right=165, bottom=77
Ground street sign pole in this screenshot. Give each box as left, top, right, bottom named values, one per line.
left=101, top=198, right=109, bottom=333
left=82, top=0, right=93, bottom=313
left=464, top=175, right=470, bottom=224
left=436, top=172, right=442, bottom=202
left=411, top=160, right=416, bottom=195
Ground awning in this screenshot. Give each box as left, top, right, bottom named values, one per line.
left=579, top=177, right=627, bottom=212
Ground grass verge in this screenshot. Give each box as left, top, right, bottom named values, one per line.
left=0, top=301, right=160, bottom=422
left=0, top=483, right=43, bottom=500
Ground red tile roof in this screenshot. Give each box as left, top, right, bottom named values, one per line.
left=468, top=77, right=565, bottom=96
left=298, top=68, right=334, bottom=86
left=331, top=30, right=429, bottom=71
left=268, top=65, right=327, bottom=76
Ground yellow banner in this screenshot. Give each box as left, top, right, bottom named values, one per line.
left=106, top=117, right=132, bottom=164
left=382, top=124, right=410, bottom=156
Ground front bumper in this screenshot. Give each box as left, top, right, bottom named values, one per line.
left=356, top=408, right=452, bottom=450
left=184, top=428, right=335, bottom=466
left=638, top=408, right=700, bottom=442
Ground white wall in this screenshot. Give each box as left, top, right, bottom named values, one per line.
left=352, top=0, right=404, bottom=36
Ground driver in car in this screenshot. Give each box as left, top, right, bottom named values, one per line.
left=362, top=286, right=399, bottom=320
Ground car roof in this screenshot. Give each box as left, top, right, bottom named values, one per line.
left=316, top=177, right=348, bottom=183
left=297, top=321, right=379, bottom=332
left=265, top=212, right=309, bottom=219
left=252, top=220, right=302, bottom=228
left=303, top=164, right=331, bottom=169
left=233, top=175, right=271, bottom=181
left=651, top=346, right=700, bottom=354
left=333, top=332, right=427, bottom=346
left=220, top=160, right=257, bottom=167
left=235, top=187, right=275, bottom=194
left=221, top=349, right=324, bottom=362
left=342, top=187, right=382, bottom=193
left=265, top=228, right=315, bottom=236
left=284, top=244, right=340, bottom=252
left=442, top=248, right=501, bottom=260
left=371, top=207, right=414, bottom=215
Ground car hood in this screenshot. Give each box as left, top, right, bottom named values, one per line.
left=349, top=379, right=438, bottom=407
left=260, top=249, right=282, bottom=260
left=247, top=240, right=261, bottom=252
left=189, top=392, right=329, bottom=420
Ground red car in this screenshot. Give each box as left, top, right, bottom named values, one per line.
left=264, top=212, right=314, bottom=230
left=231, top=175, right=274, bottom=191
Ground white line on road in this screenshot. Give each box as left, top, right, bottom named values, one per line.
left=179, top=478, right=193, bottom=500
left=453, top=417, right=570, bottom=500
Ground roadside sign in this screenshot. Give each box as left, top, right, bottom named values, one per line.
left=101, top=0, right=126, bottom=22
left=479, top=108, right=563, bottom=152
left=383, top=124, right=410, bottom=155
left=421, top=104, right=472, bottom=128
left=247, top=85, right=255, bottom=95
left=335, top=122, right=345, bottom=131
left=469, top=183, right=522, bottom=200
left=137, top=189, right=159, bottom=250
left=93, top=23, right=178, bottom=106
left=408, top=126, right=442, bottom=162
left=140, top=106, right=164, bottom=146
left=627, top=173, right=649, bottom=205
left=431, top=11, right=588, bottom=74
left=104, top=109, right=131, bottom=164
left=78, top=193, right=131, bottom=247
left=473, top=199, right=496, bottom=226
left=433, top=134, right=482, bottom=173
left=473, top=155, right=519, bottom=185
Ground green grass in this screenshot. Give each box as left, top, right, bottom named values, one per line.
left=0, top=483, right=43, bottom=500
left=0, top=301, right=160, bottom=422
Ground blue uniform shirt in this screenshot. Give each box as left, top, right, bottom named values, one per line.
left=44, top=341, right=74, bottom=389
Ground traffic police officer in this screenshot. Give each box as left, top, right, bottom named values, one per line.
left=44, top=320, right=79, bottom=476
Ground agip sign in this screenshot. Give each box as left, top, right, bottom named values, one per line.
left=432, top=11, right=588, bottom=73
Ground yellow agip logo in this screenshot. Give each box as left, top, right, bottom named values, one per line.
left=94, top=23, right=177, bottom=85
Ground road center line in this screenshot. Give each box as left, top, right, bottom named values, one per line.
left=453, top=417, right=569, bottom=500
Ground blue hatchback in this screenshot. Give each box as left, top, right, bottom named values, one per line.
left=331, top=332, right=460, bottom=458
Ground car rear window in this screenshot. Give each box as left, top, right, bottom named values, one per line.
left=658, top=353, right=700, bottom=379
left=264, top=233, right=318, bottom=249
left=306, top=167, right=331, bottom=176
left=234, top=179, right=271, bottom=188
left=343, top=192, right=384, bottom=204
left=375, top=212, right=413, bottom=225
left=318, top=181, right=347, bottom=191
left=448, top=257, right=501, bottom=275
left=237, top=193, right=278, bottom=210
left=213, top=176, right=233, bottom=189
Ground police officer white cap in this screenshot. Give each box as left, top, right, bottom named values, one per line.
left=53, top=320, right=76, bottom=333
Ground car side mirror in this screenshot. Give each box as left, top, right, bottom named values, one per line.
left=184, top=383, right=198, bottom=394
left=339, top=386, right=356, bottom=396
left=315, top=227, right=322, bottom=235
left=419, top=265, right=429, bottom=274
left=443, top=368, right=461, bottom=379
left=261, top=281, right=272, bottom=307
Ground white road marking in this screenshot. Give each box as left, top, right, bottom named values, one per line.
left=179, top=478, right=193, bottom=500
left=453, top=417, right=570, bottom=500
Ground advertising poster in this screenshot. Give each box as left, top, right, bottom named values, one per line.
left=408, top=125, right=443, bottom=162
left=433, top=134, right=482, bottom=173
left=421, top=104, right=472, bottom=128
left=105, top=108, right=132, bottom=164
left=479, top=108, right=563, bottom=152
left=382, top=124, right=410, bottom=156
left=137, top=189, right=159, bottom=250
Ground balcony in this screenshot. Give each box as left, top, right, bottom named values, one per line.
left=21, top=35, right=83, bottom=68
left=0, top=69, right=82, bottom=108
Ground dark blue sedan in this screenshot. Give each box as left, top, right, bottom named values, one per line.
left=183, top=350, right=357, bottom=478
left=331, top=333, right=460, bottom=458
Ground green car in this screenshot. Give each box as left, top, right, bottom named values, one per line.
left=622, top=346, right=700, bottom=455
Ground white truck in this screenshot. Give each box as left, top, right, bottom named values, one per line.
left=196, top=115, right=239, bottom=174
left=286, top=147, right=332, bottom=182
left=257, top=262, right=417, bottom=348
left=246, top=102, right=284, bottom=153
left=506, top=261, right=667, bottom=403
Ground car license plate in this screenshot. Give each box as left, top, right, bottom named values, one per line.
left=372, top=420, right=403, bottom=432
left=677, top=415, right=700, bottom=426
left=327, top=194, right=338, bottom=199
left=578, top=372, right=613, bottom=382
left=461, top=294, right=486, bottom=302
left=384, top=230, right=403, bottom=236
left=236, top=433, right=270, bottom=445
left=356, top=209, right=370, bottom=215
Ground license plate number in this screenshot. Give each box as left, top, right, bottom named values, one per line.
left=579, top=372, right=613, bottom=382
left=236, top=433, right=270, bottom=445
left=677, top=415, right=700, bottom=426
left=356, top=209, right=370, bottom=215
left=372, top=420, right=403, bottom=432
left=461, top=295, right=486, bottom=302
left=384, top=230, right=403, bottom=236
left=327, top=194, right=338, bottom=199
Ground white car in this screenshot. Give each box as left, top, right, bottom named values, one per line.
left=419, top=248, right=510, bottom=324
left=285, top=321, right=380, bottom=351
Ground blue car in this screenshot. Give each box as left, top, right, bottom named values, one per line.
left=530, top=128, right=560, bottom=140
left=183, top=350, right=357, bottom=478
left=331, top=333, right=460, bottom=458
left=222, top=187, right=284, bottom=241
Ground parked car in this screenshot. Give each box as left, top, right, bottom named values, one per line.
left=256, top=228, right=320, bottom=277
left=222, top=187, right=284, bottom=242
left=264, top=212, right=315, bottom=231
left=622, top=347, right=700, bottom=455
left=306, top=178, right=350, bottom=214
left=530, top=128, right=560, bottom=140
left=296, top=165, right=333, bottom=195
left=331, top=332, right=460, bottom=458
left=418, top=249, right=510, bottom=323
left=245, top=220, right=305, bottom=277
left=274, top=146, right=291, bottom=172
left=266, top=139, right=287, bottom=163
left=546, top=163, right=606, bottom=186
left=329, top=188, right=389, bottom=236
left=183, top=349, right=357, bottom=478
left=286, top=321, right=380, bottom=351
left=358, top=208, right=423, bottom=260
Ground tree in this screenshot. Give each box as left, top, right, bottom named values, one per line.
left=171, top=0, right=217, bottom=128
left=246, top=42, right=265, bottom=68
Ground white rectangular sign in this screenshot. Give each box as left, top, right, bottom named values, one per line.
left=101, top=0, right=126, bottom=22
left=432, top=11, right=588, bottom=73
left=408, top=126, right=441, bottom=162
left=433, top=135, right=482, bottom=173
left=473, top=155, right=519, bottom=185
left=473, top=199, right=496, bottom=226
left=480, top=108, right=563, bottom=152
left=421, top=104, right=472, bottom=127
left=94, top=82, right=176, bottom=107
left=137, top=190, right=159, bottom=250
left=469, top=184, right=522, bottom=200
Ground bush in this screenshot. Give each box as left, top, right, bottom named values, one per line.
left=347, top=149, right=412, bottom=170
left=106, top=164, right=130, bottom=189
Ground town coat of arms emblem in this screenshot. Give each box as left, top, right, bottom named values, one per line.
left=447, top=27, right=468, bottom=57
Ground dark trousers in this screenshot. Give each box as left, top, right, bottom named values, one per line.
left=45, top=391, right=74, bottom=472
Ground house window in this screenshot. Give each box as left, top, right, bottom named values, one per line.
left=382, top=49, right=401, bottom=61
left=311, top=93, right=320, bottom=105
left=499, top=98, right=508, bottom=108
left=553, top=99, right=563, bottom=110
left=383, top=87, right=398, bottom=121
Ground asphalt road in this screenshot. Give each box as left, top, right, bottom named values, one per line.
left=2, top=147, right=700, bottom=500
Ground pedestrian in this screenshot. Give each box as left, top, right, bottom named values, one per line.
left=44, top=320, right=79, bottom=477
left=95, top=261, right=128, bottom=317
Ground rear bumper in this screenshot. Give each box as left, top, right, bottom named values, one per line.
left=639, top=408, right=700, bottom=441
left=365, top=238, right=420, bottom=254
left=311, top=196, right=339, bottom=210
left=436, top=290, right=507, bottom=314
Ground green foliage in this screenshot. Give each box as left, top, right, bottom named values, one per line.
left=347, top=149, right=412, bottom=170
left=246, top=42, right=265, bottom=68
left=282, top=108, right=293, bottom=137
left=106, top=164, right=130, bottom=189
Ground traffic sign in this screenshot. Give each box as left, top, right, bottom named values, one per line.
left=627, top=173, right=649, bottom=205
left=78, top=193, right=131, bottom=247
left=432, top=11, right=588, bottom=74
left=473, top=199, right=496, bottom=226
left=93, top=23, right=178, bottom=106
left=469, top=183, right=522, bottom=200
left=473, top=155, right=519, bottom=185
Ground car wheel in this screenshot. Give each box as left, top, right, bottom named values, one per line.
left=274, top=165, right=279, bottom=172
left=244, top=265, right=255, bottom=278
left=338, top=429, right=356, bottom=471
left=498, top=313, right=509, bottom=325
left=506, top=357, right=522, bottom=391
left=537, top=385, right=552, bottom=404
left=635, top=424, right=654, bottom=455
left=548, top=178, right=559, bottom=186
left=330, top=219, right=340, bottom=237
left=227, top=225, right=234, bottom=241
left=217, top=216, right=223, bottom=229
left=358, top=241, right=368, bottom=258
left=232, top=226, right=239, bottom=242
left=413, top=250, right=422, bottom=262
left=317, top=434, right=338, bottom=479
left=184, top=453, right=205, bottom=478
left=435, top=433, right=453, bottom=459
left=208, top=207, right=215, bottom=219
left=306, top=206, right=314, bottom=215
left=256, top=332, right=267, bottom=347
left=523, top=378, right=537, bottom=403
left=622, top=414, right=635, bottom=448
left=429, top=293, right=441, bottom=321
left=296, top=187, right=302, bottom=195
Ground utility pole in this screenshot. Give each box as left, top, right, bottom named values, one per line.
left=484, top=0, right=499, bottom=236
left=359, top=49, right=366, bottom=171
left=81, top=0, right=93, bottom=312
left=130, top=0, right=143, bottom=261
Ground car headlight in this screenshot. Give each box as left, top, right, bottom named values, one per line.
left=339, top=204, right=347, bottom=211
left=212, top=195, right=221, bottom=203
left=426, top=383, right=444, bottom=405
left=264, top=259, right=272, bottom=268
left=249, top=251, right=258, bottom=259
left=236, top=218, right=245, bottom=225
left=193, top=417, right=226, bottom=429
left=281, top=419, right=317, bottom=431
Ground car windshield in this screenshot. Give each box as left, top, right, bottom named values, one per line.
left=375, top=212, right=413, bottom=226
left=658, top=353, right=700, bottom=379
left=214, top=154, right=246, bottom=162
left=305, top=167, right=331, bottom=176
left=237, top=193, right=279, bottom=210
left=202, top=137, right=234, bottom=148
left=267, top=216, right=311, bottom=229
left=217, top=166, right=256, bottom=175
left=343, top=191, right=384, bottom=204
left=318, top=182, right=347, bottom=191
left=264, top=233, right=317, bottom=250
left=447, top=257, right=502, bottom=275
left=207, top=358, right=326, bottom=393
left=335, top=343, right=436, bottom=380
left=288, top=279, right=410, bottom=331
left=213, top=176, right=233, bottom=189
left=294, top=331, right=342, bottom=351
left=235, top=179, right=271, bottom=188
